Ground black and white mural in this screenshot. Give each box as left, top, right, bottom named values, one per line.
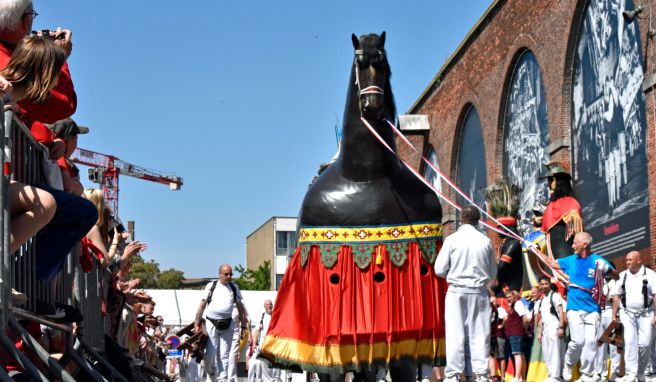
left=503, top=50, right=550, bottom=235
left=571, top=0, right=649, bottom=258
left=456, top=106, right=488, bottom=230
left=423, top=146, right=443, bottom=194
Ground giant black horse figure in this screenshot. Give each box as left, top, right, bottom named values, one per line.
left=260, top=33, right=446, bottom=381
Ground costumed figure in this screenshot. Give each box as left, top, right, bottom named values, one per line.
left=541, top=161, right=583, bottom=260
left=259, top=33, right=446, bottom=382
left=485, top=182, right=523, bottom=292
left=521, top=204, right=547, bottom=289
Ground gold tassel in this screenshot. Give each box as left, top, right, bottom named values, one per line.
left=375, top=246, right=383, bottom=265
left=563, top=211, right=584, bottom=240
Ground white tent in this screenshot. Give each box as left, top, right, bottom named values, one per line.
left=145, top=288, right=278, bottom=328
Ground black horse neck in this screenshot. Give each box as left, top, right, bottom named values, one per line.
left=337, top=69, right=401, bottom=182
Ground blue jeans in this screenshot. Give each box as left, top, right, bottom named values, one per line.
left=35, top=186, right=97, bottom=280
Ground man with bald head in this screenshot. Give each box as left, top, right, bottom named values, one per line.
left=550, top=231, right=615, bottom=381
left=611, top=251, right=656, bottom=382
left=194, top=264, right=248, bottom=382
left=248, top=299, right=281, bottom=382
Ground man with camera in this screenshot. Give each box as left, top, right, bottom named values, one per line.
left=194, top=264, right=248, bottom=382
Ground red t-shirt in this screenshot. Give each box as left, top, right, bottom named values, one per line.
left=5, top=321, right=42, bottom=372
left=0, top=41, right=77, bottom=124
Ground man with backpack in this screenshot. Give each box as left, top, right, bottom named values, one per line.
left=611, top=251, right=656, bottom=382
left=194, top=264, right=248, bottom=382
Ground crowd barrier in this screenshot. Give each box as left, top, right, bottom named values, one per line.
left=0, top=109, right=166, bottom=381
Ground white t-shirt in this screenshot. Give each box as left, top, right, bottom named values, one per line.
left=257, top=313, right=272, bottom=348
left=513, top=300, right=528, bottom=317
left=203, top=281, right=243, bottom=320
left=539, top=292, right=565, bottom=331
left=612, top=266, right=656, bottom=312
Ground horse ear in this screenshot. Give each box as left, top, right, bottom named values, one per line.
left=380, top=31, right=386, bottom=47
left=352, top=33, right=359, bottom=49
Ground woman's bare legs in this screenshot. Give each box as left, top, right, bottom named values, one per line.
left=9, top=181, right=56, bottom=254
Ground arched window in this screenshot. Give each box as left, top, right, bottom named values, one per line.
left=423, top=146, right=442, bottom=194
left=503, top=50, right=550, bottom=235
left=571, top=0, right=649, bottom=257
left=456, top=106, right=487, bottom=229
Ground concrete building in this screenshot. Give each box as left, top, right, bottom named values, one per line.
left=246, top=216, right=298, bottom=290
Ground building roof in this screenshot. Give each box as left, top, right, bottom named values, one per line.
left=246, top=216, right=297, bottom=239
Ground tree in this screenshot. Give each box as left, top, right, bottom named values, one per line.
left=233, top=260, right=271, bottom=290
left=128, top=254, right=186, bottom=289
left=129, top=254, right=160, bottom=288
left=158, top=268, right=185, bottom=289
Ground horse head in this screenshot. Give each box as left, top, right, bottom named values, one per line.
left=351, top=32, right=393, bottom=120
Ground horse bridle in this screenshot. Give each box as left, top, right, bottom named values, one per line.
left=354, top=49, right=385, bottom=97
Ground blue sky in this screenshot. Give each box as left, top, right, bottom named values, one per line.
left=37, top=1, right=492, bottom=278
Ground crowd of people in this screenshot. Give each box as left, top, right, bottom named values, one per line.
left=437, top=205, right=656, bottom=382
left=0, top=0, right=178, bottom=380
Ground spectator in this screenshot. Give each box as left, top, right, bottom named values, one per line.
left=504, top=290, right=530, bottom=382
left=535, top=276, right=566, bottom=382
left=81, top=189, right=116, bottom=269
left=194, top=264, right=248, bottom=382
left=489, top=295, right=507, bottom=382
left=0, top=0, right=76, bottom=162
left=595, top=262, right=620, bottom=382
left=1, top=35, right=97, bottom=281
left=48, top=118, right=86, bottom=195
left=434, top=206, right=497, bottom=382
left=248, top=299, right=281, bottom=382
left=611, top=251, right=656, bottom=382
left=550, top=232, right=616, bottom=382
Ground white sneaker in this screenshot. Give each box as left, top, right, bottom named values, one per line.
left=618, top=375, right=637, bottom=382
left=563, top=365, right=573, bottom=381
left=580, top=375, right=596, bottom=382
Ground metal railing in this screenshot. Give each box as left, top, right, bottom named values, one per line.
left=0, top=110, right=163, bottom=381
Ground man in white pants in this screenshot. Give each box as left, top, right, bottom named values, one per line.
left=194, top=264, right=248, bottom=382
left=550, top=232, right=615, bottom=382
left=248, top=300, right=281, bottom=382
left=611, top=251, right=656, bottom=382
left=434, top=206, right=497, bottom=382
left=536, top=276, right=566, bottom=382
left=595, top=271, right=621, bottom=382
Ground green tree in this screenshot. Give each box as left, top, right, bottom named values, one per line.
left=129, top=254, right=160, bottom=288
left=233, top=260, right=271, bottom=290
left=128, top=255, right=187, bottom=289
left=158, top=268, right=185, bottom=289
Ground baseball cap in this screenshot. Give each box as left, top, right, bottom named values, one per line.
left=48, top=118, right=89, bottom=139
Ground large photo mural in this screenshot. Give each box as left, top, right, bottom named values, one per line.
left=503, top=50, right=550, bottom=235
left=456, top=106, right=488, bottom=231
left=571, top=0, right=649, bottom=257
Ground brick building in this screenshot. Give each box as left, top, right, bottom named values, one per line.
left=400, top=0, right=656, bottom=266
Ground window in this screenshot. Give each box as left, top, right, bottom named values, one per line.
left=455, top=106, right=487, bottom=230
left=503, top=50, right=549, bottom=235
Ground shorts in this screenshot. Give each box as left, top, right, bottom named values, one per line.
left=508, top=335, right=523, bottom=355
left=490, top=337, right=506, bottom=359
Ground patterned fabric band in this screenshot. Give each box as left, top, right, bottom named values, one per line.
left=298, top=222, right=442, bottom=244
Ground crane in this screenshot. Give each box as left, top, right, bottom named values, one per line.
left=71, top=147, right=183, bottom=217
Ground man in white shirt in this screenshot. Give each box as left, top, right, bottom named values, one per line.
left=248, top=300, right=281, bottom=382
left=595, top=268, right=621, bottom=382
left=611, top=251, right=656, bottom=382
left=194, top=264, right=248, bottom=382
left=434, top=206, right=497, bottom=382
left=535, top=276, right=566, bottom=382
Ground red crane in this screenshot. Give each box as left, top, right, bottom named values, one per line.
left=71, top=147, right=183, bottom=217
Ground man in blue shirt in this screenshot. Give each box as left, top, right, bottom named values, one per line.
left=550, top=232, right=617, bottom=382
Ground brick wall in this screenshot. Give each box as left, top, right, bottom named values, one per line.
left=401, top=0, right=656, bottom=267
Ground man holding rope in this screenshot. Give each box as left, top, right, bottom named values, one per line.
left=548, top=232, right=617, bottom=382
left=435, top=206, right=497, bottom=382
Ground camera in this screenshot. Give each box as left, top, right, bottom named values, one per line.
left=31, top=29, right=65, bottom=40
